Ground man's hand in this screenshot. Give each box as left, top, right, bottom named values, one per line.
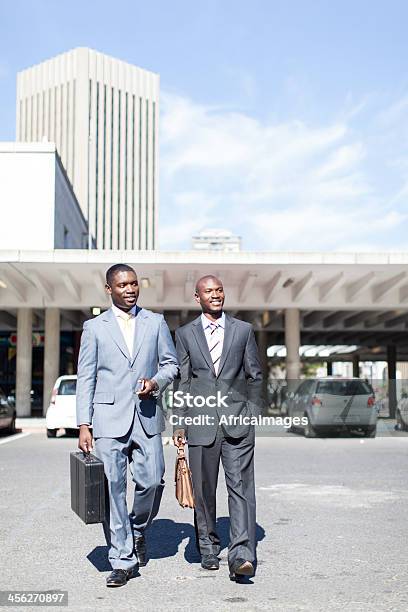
left=173, top=428, right=186, bottom=447
left=78, top=424, right=93, bottom=454
left=137, top=378, right=159, bottom=398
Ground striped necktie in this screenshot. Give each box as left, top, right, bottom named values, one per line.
left=208, top=322, right=222, bottom=374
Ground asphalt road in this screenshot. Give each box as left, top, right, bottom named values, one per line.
left=1, top=428, right=408, bottom=612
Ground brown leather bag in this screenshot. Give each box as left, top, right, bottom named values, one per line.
left=175, top=443, right=194, bottom=509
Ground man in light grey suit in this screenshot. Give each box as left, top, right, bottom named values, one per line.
left=76, top=264, right=178, bottom=587
left=173, top=275, right=263, bottom=581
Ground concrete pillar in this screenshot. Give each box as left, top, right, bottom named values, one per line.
left=352, top=354, right=360, bottom=378
left=16, top=308, right=32, bottom=417
left=285, top=308, right=301, bottom=384
left=73, top=330, right=82, bottom=374
left=327, top=361, right=333, bottom=376
left=256, top=330, right=269, bottom=414
left=43, top=308, right=60, bottom=415
left=387, top=345, right=397, bottom=419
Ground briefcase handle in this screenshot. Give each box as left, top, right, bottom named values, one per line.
left=177, top=442, right=186, bottom=459
left=81, top=451, right=98, bottom=463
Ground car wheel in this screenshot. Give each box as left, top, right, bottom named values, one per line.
left=5, top=414, right=16, bottom=435
left=396, top=410, right=408, bottom=432
left=46, top=428, right=57, bottom=438
left=364, top=426, right=376, bottom=438
left=304, top=413, right=317, bottom=438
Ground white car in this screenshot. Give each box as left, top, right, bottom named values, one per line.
left=46, top=375, right=79, bottom=438
left=287, top=377, right=377, bottom=437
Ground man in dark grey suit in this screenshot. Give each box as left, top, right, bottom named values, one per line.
left=173, top=275, right=263, bottom=581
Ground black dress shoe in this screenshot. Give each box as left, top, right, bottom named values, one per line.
left=201, top=554, right=220, bottom=570
left=229, top=559, right=254, bottom=581
left=134, top=534, right=148, bottom=567
left=106, top=568, right=133, bottom=587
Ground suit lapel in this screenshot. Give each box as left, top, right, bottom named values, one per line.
left=216, top=314, right=236, bottom=378
left=130, top=307, right=148, bottom=367
left=191, top=316, right=216, bottom=376
left=102, top=308, right=131, bottom=362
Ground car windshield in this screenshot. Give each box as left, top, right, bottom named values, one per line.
left=316, top=380, right=372, bottom=396
left=58, top=380, right=77, bottom=395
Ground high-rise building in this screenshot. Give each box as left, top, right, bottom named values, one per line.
left=16, top=47, right=159, bottom=249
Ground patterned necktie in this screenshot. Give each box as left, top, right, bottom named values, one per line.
left=208, top=322, right=222, bottom=374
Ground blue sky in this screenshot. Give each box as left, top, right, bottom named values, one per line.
left=1, top=0, right=408, bottom=251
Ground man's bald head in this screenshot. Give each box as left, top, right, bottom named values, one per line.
left=195, top=275, right=223, bottom=294
left=194, top=275, right=225, bottom=319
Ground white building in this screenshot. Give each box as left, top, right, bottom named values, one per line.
left=0, top=142, right=89, bottom=250
left=16, top=48, right=159, bottom=250
left=192, top=228, right=241, bottom=252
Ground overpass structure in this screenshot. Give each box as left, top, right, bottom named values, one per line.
left=1, top=249, right=407, bottom=416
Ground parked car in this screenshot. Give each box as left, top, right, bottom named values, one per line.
left=0, top=386, right=16, bottom=434
left=45, top=375, right=79, bottom=438
left=396, top=394, right=408, bottom=431
left=286, top=377, right=377, bottom=438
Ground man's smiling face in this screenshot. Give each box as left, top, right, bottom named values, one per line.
left=195, top=276, right=225, bottom=315
left=106, top=270, right=139, bottom=311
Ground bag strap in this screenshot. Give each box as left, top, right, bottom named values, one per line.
left=177, top=442, right=186, bottom=458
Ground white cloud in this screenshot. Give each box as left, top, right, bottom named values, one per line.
left=315, top=143, right=365, bottom=179
left=249, top=205, right=408, bottom=252
left=159, top=91, right=408, bottom=251
left=376, top=95, right=408, bottom=126
left=158, top=191, right=219, bottom=250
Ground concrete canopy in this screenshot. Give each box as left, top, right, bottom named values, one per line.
left=0, top=250, right=408, bottom=359
left=1, top=249, right=408, bottom=310
left=1, top=249, right=406, bottom=416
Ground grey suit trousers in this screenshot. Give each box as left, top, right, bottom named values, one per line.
left=95, top=411, right=165, bottom=571
left=188, top=426, right=256, bottom=565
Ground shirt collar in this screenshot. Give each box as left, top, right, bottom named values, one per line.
left=201, top=312, right=225, bottom=330
left=112, top=303, right=137, bottom=318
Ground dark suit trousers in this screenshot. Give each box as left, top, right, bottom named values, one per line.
left=188, top=426, right=256, bottom=565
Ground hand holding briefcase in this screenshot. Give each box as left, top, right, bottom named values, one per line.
left=175, top=442, right=194, bottom=509
left=70, top=451, right=106, bottom=524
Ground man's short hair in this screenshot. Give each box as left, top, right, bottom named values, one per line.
left=105, top=264, right=136, bottom=286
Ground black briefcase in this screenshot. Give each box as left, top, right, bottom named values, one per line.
left=70, top=451, right=106, bottom=524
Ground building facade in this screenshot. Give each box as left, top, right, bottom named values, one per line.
left=0, top=142, right=89, bottom=250
left=192, top=228, right=242, bottom=252
left=16, top=47, right=159, bottom=250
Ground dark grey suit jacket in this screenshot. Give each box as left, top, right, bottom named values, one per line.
left=174, top=314, right=263, bottom=445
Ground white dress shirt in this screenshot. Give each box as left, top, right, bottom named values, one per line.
left=112, top=303, right=137, bottom=356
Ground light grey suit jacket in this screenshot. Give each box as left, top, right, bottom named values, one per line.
left=174, top=314, right=263, bottom=445
left=76, top=306, right=179, bottom=438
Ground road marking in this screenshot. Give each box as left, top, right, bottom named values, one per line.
left=0, top=432, right=31, bottom=446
